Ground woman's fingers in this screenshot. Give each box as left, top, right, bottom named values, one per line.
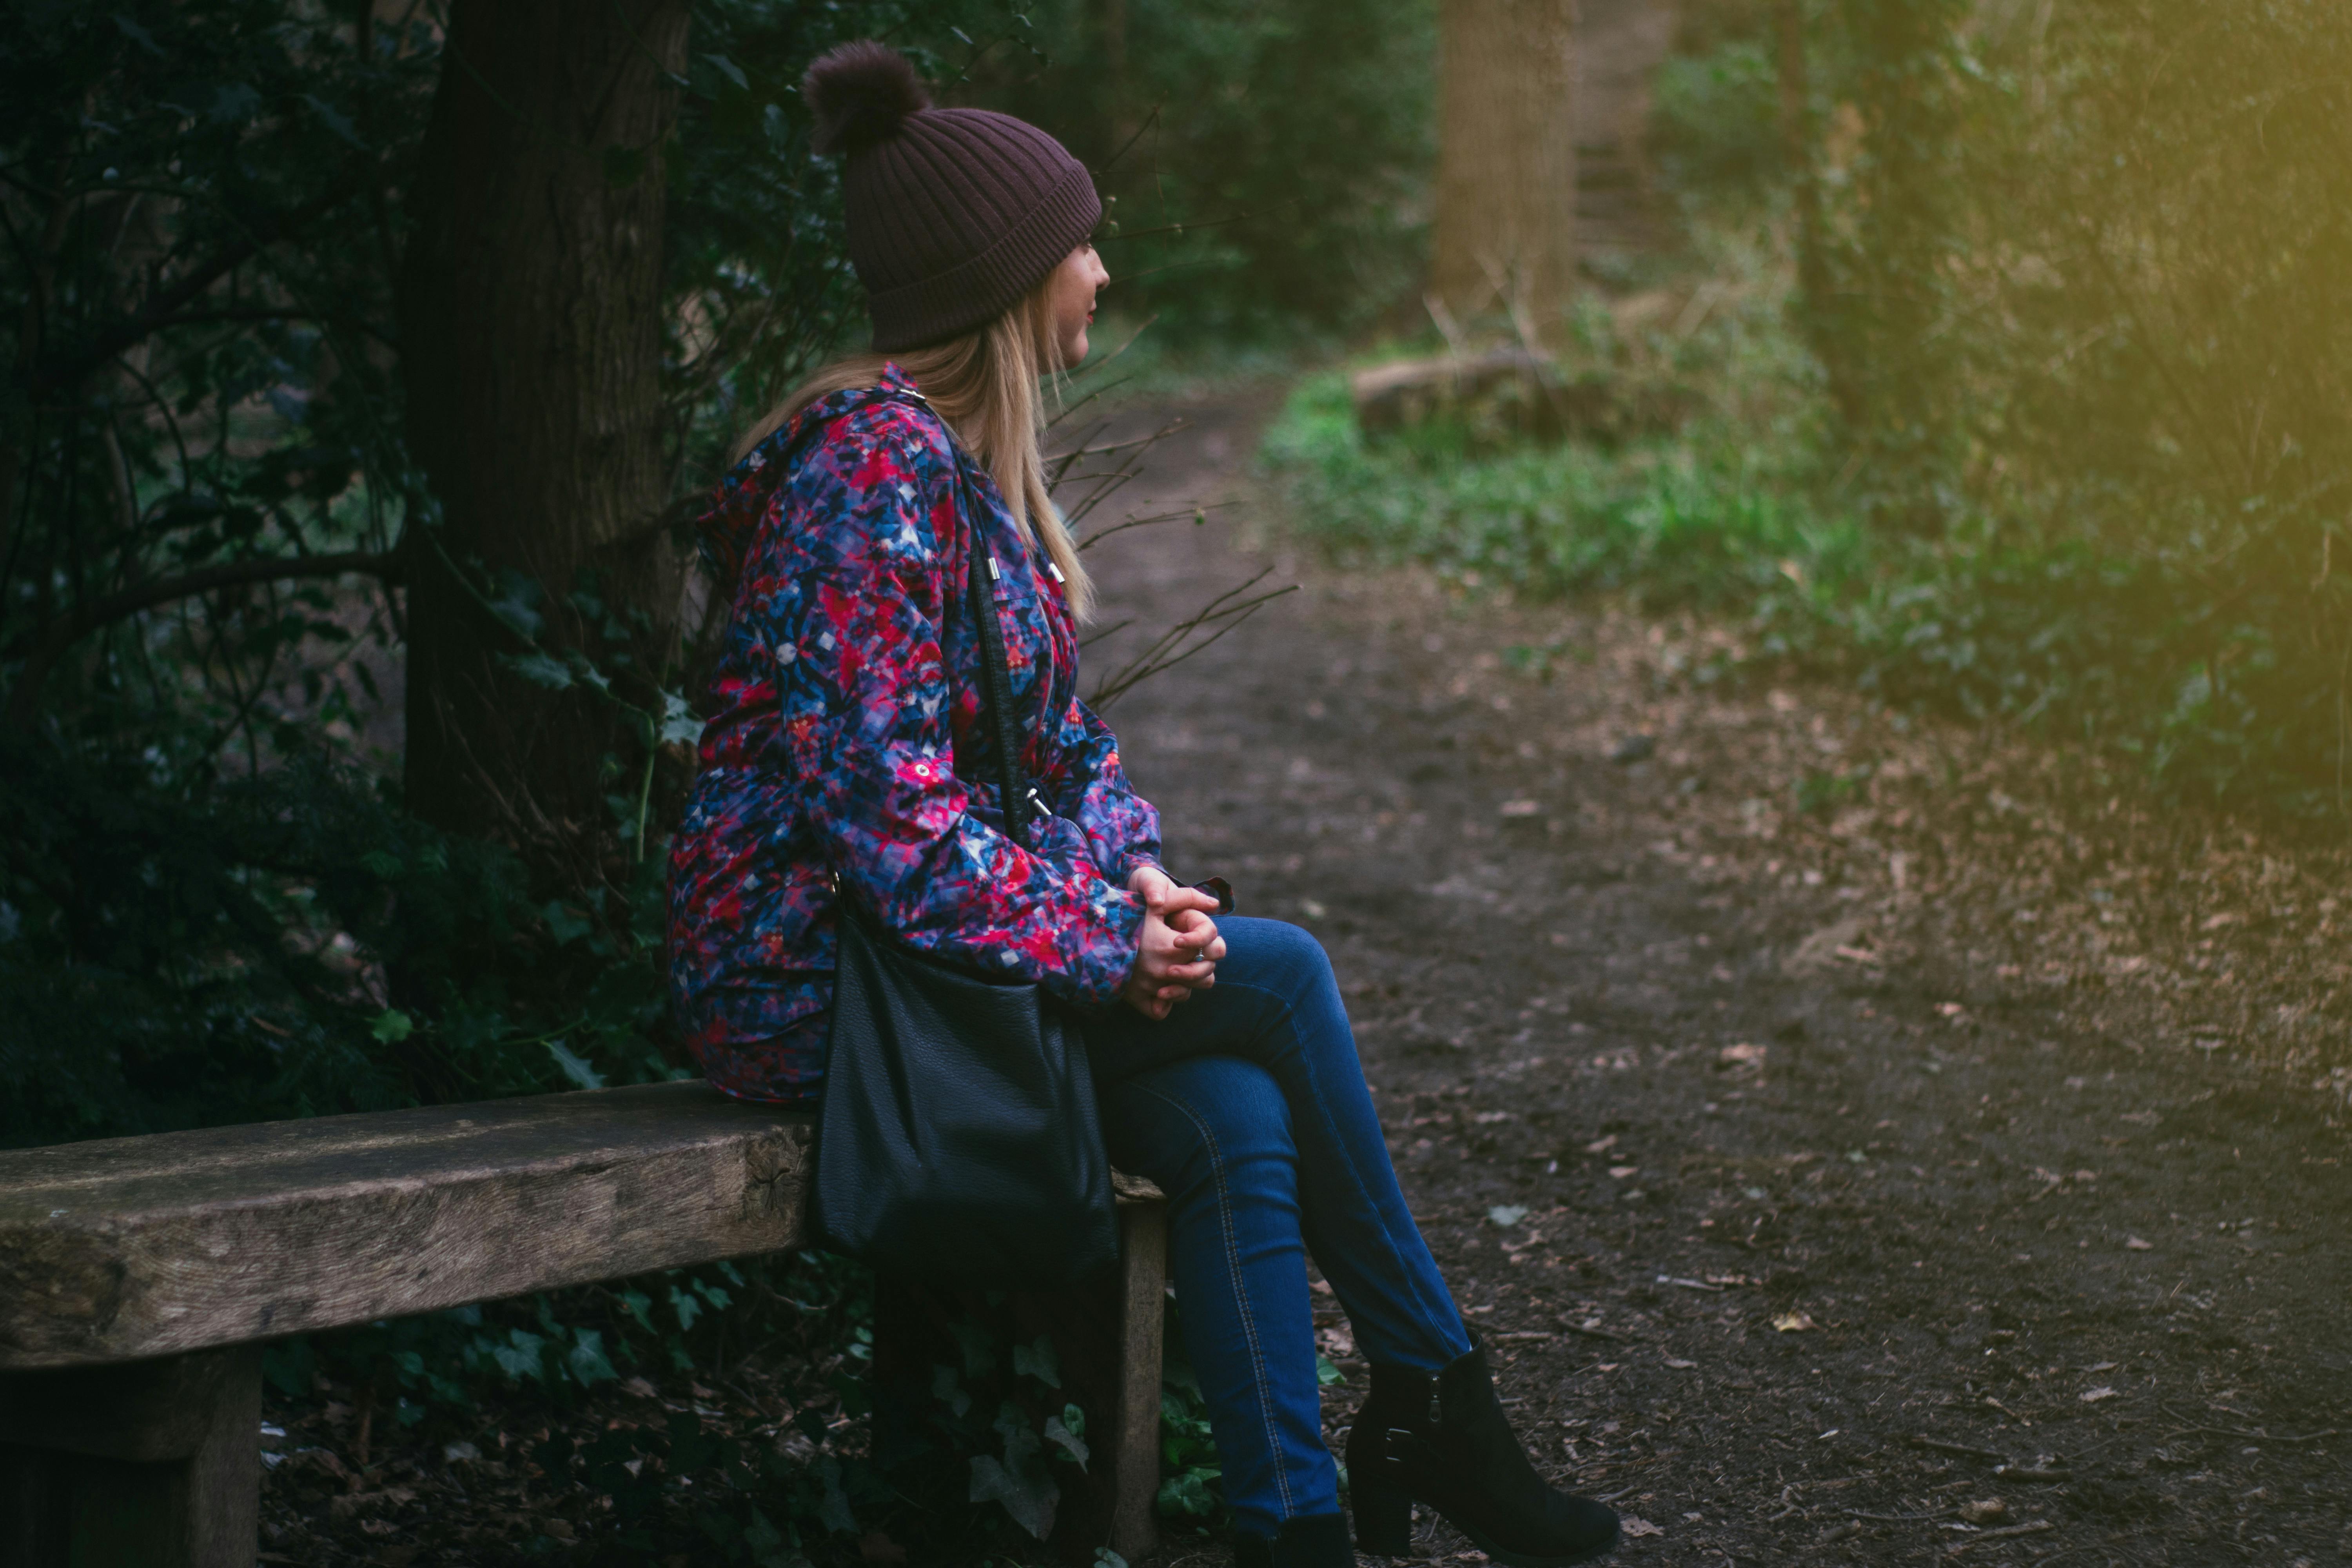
left=1153, top=886, right=1223, bottom=919
left=1165, top=909, right=1220, bottom=950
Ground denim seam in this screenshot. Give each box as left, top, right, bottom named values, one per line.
left=1220, top=978, right=1470, bottom=1366
left=1136, top=1080, right=1298, bottom=1522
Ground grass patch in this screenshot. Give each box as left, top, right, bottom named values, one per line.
left=1260, top=224, right=2348, bottom=817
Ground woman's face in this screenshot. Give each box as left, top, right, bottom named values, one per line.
left=1044, top=242, right=1110, bottom=368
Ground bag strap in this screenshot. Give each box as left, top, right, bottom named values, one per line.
left=876, top=385, right=1029, bottom=852
left=964, top=521, right=1033, bottom=851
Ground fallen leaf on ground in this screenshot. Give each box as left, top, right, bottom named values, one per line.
left=1665, top=1357, right=1698, bottom=1369
left=2125, top=1236, right=2153, bottom=1250
left=1781, top=918, right=1869, bottom=977
left=1958, top=1498, right=2010, bottom=1524
left=1608, top=1165, right=1639, bottom=1179
left=1619, top=1516, right=1665, bottom=1538
left=1488, top=1205, right=1530, bottom=1227
left=1584, top=1134, right=1618, bottom=1154
left=1772, top=1312, right=1818, bottom=1333
left=2080, top=1386, right=2119, bottom=1403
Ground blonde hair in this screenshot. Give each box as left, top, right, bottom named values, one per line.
left=733, top=278, right=1093, bottom=619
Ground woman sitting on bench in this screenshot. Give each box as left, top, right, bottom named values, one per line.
left=666, top=41, right=1618, bottom=1568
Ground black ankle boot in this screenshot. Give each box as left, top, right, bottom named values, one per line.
left=1233, top=1512, right=1354, bottom=1568
left=1345, top=1339, right=1618, bottom=1566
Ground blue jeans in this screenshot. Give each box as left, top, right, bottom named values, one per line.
left=1081, top=917, right=1472, bottom=1538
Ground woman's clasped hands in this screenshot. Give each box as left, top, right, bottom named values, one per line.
left=1121, top=865, right=1226, bottom=1020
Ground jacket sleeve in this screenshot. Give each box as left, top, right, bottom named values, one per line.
left=769, top=410, right=1143, bottom=1005
left=1041, top=693, right=1163, bottom=885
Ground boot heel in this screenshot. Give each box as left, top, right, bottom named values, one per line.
left=1350, top=1467, right=1414, bottom=1557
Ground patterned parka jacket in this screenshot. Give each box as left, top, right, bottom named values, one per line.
left=667, top=367, right=1161, bottom=1103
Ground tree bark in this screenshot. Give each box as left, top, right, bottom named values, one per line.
left=1429, top=0, right=1577, bottom=341
left=396, top=0, right=689, bottom=851
left=1773, top=0, right=1849, bottom=422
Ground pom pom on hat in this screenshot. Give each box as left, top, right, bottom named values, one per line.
left=804, top=41, right=931, bottom=157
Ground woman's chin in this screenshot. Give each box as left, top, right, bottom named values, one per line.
left=1063, top=329, right=1090, bottom=367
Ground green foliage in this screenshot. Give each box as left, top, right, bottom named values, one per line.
left=989, top=0, right=1436, bottom=342
left=1151, top=1298, right=1227, bottom=1529
left=1794, top=0, right=2352, bottom=807
left=1651, top=39, right=1783, bottom=198
left=1277, top=2, right=2352, bottom=820
left=0, top=735, right=680, bottom=1147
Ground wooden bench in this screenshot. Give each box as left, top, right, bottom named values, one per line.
left=0, top=1081, right=1169, bottom=1566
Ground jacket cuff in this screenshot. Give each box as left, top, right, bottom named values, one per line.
left=1062, top=883, right=1146, bottom=1009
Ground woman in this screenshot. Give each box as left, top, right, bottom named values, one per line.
left=668, top=41, right=1619, bottom=1568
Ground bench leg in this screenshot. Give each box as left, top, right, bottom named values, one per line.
left=0, top=1345, right=261, bottom=1568
left=1109, top=1196, right=1167, bottom=1562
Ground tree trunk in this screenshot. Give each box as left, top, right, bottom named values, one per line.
left=1773, top=0, right=1850, bottom=423
left=396, top=0, right=690, bottom=856
left=1429, top=0, right=1577, bottom=341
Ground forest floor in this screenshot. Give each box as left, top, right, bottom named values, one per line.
left=1073, top=387, right=2352, bottom=1568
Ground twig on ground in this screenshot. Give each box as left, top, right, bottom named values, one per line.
left=1945, top=1521, right=2054, bottom=1556
left=1910, top=1436, right=2010, bottom=1463
left=1846, top=1506, right=1957, bottom=1523
left=2157, top=1405, right=2339, bottom=1444
left=1558, top=1321, right=1629, bottom=1344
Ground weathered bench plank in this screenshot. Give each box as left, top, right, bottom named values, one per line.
left=0, top=1083, right=1170, bottom=1566
left=0, top=1081, right=814, bottom=1370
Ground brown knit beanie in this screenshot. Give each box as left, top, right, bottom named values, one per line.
left=804, top=42, right=1102, bottom=353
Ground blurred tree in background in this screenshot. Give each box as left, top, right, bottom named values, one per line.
left=1428, top=0, right=1577, bottom=339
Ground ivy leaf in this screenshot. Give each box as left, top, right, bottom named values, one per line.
left=1044, top=1410, right=1089, bottom=1471
left=950, top=1319, right=998, bottom=1378
left=969, top=1454, right=1058, bottom=1540
left=301, top=94, right=362, bottom=147
left=370, top=1008, right=414, bottom=1043
left=490, top=573, right=544, bottom=637
left=499, top=650, right=572, bottom=691
left=544, top=1039, right=604, bottom=1091
left=668, top=1282, right=702, bottom=1333
left=493, top=1328, right=546, bottom=1383
left=704, top=52, right=748, bottom=90
left=742, top=1506, right=792, bottom=1566
left=566, top=1328, right=618, bottom=1385
left=817, top=1455, right=857, bottom=1534
left=542, top=900, right=592, bottom=946
left=114, top=15, right=164, bottom=55
left=660, top=690, right=702, bottom=746
left=1012, top=1333, right=1061, bottom=1388
left=931, top=1363, right=971, bottom=1419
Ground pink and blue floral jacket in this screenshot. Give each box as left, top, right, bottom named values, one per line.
left=667, top=367, right=1160, bottom=1103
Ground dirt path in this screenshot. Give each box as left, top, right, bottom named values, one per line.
left=1080, top=395, right=2352, bottom=1568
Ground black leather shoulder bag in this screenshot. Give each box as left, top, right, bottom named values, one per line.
left=811, top=416, right=1120, bottom=1286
